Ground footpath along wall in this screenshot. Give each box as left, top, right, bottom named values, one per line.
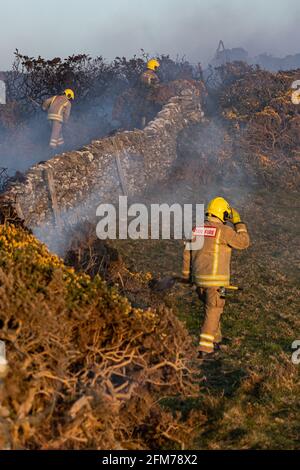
left=1, top=80, right=204, bottom=236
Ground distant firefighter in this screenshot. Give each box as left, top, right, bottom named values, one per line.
left=139, top=59, right=161, bottom=127
left=42, top=89, right=74, bottom=149
left=113, top=59, right=161, bottom=130
left=182, top=197, right=250, bottom=359
left=140, top=58, right=160, bottom=88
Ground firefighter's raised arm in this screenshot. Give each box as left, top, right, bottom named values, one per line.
left=225, top=208, right=250, bottom=250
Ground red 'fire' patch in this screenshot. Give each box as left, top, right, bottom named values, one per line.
left=192, top=226, right=217, bottom=238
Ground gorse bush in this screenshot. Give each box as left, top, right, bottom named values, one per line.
left=0, top=224, right=200, bottom=449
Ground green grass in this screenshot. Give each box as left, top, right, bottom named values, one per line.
left=110, top=188, right=300, bottom=449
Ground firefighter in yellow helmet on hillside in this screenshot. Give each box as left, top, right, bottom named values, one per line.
left=182, top=197, right=250, bottom=358
left=138, top=59, right=161, bottom=128
left=42, top=89, right=74, bottom=149
left=140, top=59, right=161, bottom=88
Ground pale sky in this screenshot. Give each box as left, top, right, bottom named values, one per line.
left=1, top=0, right=300, bottom=69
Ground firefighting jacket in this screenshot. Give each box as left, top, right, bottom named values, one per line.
left=182, top=216, right=250, bottom=287
left=42, top=95, right=71, bottom=123
left=140, top=69, right=160, bottom=87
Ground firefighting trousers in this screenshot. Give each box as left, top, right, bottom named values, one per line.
left=197, top=287, right=225, bottom=353
left=49, top=120, right=64, bottom=148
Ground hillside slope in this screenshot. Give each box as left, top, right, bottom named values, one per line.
left=0, top=63, right=299, bottom=450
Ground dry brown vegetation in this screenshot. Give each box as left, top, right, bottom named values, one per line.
left=0, top=224, right=206, bottom=450
left=216, top=63, right=300, bottom=187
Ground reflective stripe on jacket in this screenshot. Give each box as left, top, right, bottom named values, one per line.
left=42, top=95, right=71, bottom=123
left=182, top=216, right=250, bottom=287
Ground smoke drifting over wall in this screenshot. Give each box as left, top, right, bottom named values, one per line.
left=1, top=79, right=204, bottom=254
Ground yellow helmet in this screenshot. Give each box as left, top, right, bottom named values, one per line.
left=64, top=89, right=75, bottom=100
left=206, top=197, right=232, bottom=223
left=147, top=58, right=160, bottom=71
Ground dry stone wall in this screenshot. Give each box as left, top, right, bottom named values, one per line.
left=2, top=80, right=204, bottom=238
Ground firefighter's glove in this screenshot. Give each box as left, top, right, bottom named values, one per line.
left=231, top=208, right=242, bottom=225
